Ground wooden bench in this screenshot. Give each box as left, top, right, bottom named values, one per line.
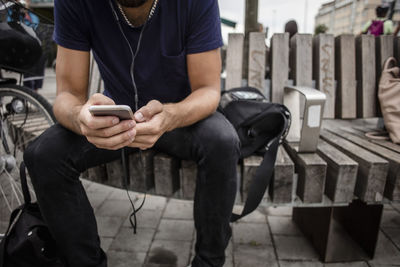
left=80, top=33, right=400, bottom=263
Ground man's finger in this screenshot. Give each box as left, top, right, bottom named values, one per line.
left=84, top=119, right=135, bottom=137
left=84, top=113, right=119, bottom=130
left=87, top=128, right=136, bottom=149
left=134, top=100, right=163, bottom=122
left=89, top=93, right=116, bottom=105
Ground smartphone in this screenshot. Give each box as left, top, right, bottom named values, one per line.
left=89, top=105, right=134, bottom=120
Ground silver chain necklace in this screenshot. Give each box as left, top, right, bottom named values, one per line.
left=117, top=0, right=158, bottom=28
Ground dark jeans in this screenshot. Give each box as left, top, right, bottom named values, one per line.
left=24, top=112, right=240, bottom=267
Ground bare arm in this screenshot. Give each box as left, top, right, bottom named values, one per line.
left=130, top=48, right=221, bottom=149
left=53, top=46, right=90, bottom=134
left=54, top=46, right=136, bottom=150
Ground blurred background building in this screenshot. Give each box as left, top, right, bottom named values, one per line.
left=315, top=0, right=400, bottom=35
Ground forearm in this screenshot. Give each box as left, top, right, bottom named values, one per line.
left=164, top=86, right=220, bottom=131
left=53, top=92, right=85, bottom=135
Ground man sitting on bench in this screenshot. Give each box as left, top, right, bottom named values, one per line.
left=24, top=0, right=240, bottom=266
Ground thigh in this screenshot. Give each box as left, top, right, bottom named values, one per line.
left=154, top=112, right=239, bottom=161
left=25, top=123, right=123, bottom=173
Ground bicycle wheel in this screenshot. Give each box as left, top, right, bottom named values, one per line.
left=0, top=84, right=56, bottom=235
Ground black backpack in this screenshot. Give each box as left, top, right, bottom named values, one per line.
left=0, top=163, right=65, bottom=267
left=219, top=87, right=291, bottom=222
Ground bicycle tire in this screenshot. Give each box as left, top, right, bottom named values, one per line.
left=0, top=84, right=55, bottom=235
left=0, top=84, right=56, bottom=124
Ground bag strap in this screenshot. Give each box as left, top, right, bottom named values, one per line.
left=231, top=136, right=280, bottom=222
left=20, top=162, right=31, bottom=205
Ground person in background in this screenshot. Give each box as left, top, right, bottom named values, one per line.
left=284, top=20, right=298, bottom=39
left=362, top=4, right=394, bottom=36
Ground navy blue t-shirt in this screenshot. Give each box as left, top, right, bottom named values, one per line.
left=53, top=0, right=223, bottom=109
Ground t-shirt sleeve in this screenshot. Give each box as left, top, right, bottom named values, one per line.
left=186, top=0, right=223, bottom=54
left=53, top=0, right=90, bottom=51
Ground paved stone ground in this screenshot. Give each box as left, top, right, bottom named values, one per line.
left=2, top=69, right=399, bottom=266
left=83, top=179, right=400, bottom=267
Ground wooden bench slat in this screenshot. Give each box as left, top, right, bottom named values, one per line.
left=356, top=35, right=376, bottom=118
left=284, top=142, right=327, bottom=203
left=154, top=153, right=180, bottom=197
left=270, top=146, right=294, bottom=204
left=128, top=151, right=155, bottom=192
left=333, top=128, right=400, bottom=201
left=248, top=32, right=266, bottom=92
left=179, top=160, right=197, bottom=200
left=316, top=139, right=358, bottom=203
left=225, top=33, right=244, bottom=90
left=270, top=33, right=289, bottom=104
left=320, top=130, right=388, bottom=202
left=335, top=34, right=357, bottom=119
left=313, top=34, right=335, bottom=118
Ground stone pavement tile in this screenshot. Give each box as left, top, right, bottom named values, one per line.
left=381, top=228, right=400, bottom=248
left=279, top=261, right=323, bottom=267
left=96, top=199, right=133, bottom=217
left=163, top=199, right=193, bottom=220
left=233, top=244, right=278, bottom=267
left=146, top=239, right=192, bottom=267
left=324, top=262, right=369, bottom=267
left=123, top=208, right=163, bottom=229
left=154, top=219, right=194, bottom=241
left=96, top=216, right=125, bottom=237
left=86, top=181, right=113, bottom=194
left=81, top=179, right=93, bottom=190
left=368, top=231, right=400, bottom=266
left=380, top=210, right=400, bottom=228
left=109, top=227, right=155, bottom=253
left=265, top=206, right=293, bottom=217
left=108, top=188, right=138, bottom=200
left=232, top=222, right=272, bottom=246
left=107, top=250, right=146, bottom=267
left=87, top=191, right=109, bottom=211
left=232, top=207, right=267, bottom=224
left=140, top=194, right=167, bottom=210
left=268, top=216, right=302, bottom=236
left=274, top=235, right=319, bottom=261
left=100, top=237, right=113, bottom=252
left=391, top=203, right=400, bottom=212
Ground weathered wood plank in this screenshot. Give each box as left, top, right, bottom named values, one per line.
left=284, top=143, right=327, bottom=203
left=376, top=35, right=394, bottom=84
left=320, top=130, right=388, bottom=202
left=375, top=35, right=394, bottom=117
left=87, top=164, right=108, bottom=184
left=180, top=160, right=197, bottom=200
left=290, top=34, right=312, bottom=117
left=270, top=146, right=294, bottom=204
left=316, top=139, right=358, bottom=203
left=242, top=156, right=262, bottom=202
left=290, top=34, right=313, bottom=87
left=356, top=35, right=376, bottom=118
left=105, top=159, right=124, bottom=188
left=128, top=150, right=155, bottom=192
left=335, top=34, right=357, bottom=119
left=334, top=128, right=400, bottom=201
left=394, top=36, right=400, bottom=64
left=88, top=54, right=102, bottom=97
left=270, top=33, right=289, bottom=104
left=154, top=153, right=180, bottom=197
left=226, top=33, right=244, bottom=90
left=313, top=34, right=335, bottom=118
left=248, top=32, right=266, bottom=91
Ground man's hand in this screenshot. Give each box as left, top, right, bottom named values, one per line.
left=78, top=93, right=136, bottom=150
left=129, top=100, right=169, bottom=150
